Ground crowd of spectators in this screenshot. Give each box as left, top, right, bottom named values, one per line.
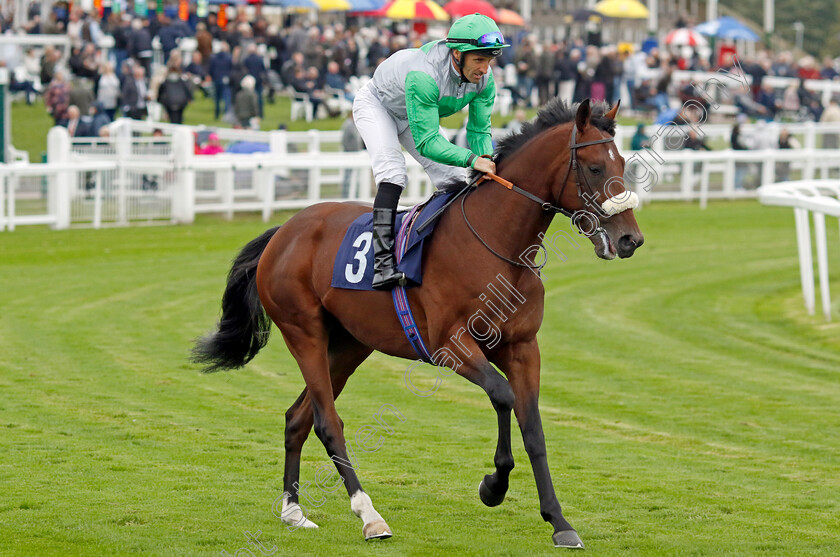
left=2, top=3, right=840, bottom=144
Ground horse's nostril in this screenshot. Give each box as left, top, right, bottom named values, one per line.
left=617, top=235, right=641, bottom=256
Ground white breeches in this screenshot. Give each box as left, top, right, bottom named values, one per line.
left=352, top=82, right=467, bottom=190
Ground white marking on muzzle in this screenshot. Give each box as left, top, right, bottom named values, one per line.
left=601, top=191, right=639, bottom=216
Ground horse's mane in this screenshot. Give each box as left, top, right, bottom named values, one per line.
left=437, top=98, right=616, bottom=191
left=495, top=99, right=616, bottom=164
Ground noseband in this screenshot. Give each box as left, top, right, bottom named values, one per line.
left=462, top=127, right=617, bottom=269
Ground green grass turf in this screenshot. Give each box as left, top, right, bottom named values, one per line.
left=1, top=201, right=839, bottom=556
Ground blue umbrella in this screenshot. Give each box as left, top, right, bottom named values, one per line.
left=347, top=0, right=383, bottom=9
left=695, top=16, right=761, bottom=42
left=655, top=108, right=680, bottom=125
left=263, top=0, right=318, bottom=6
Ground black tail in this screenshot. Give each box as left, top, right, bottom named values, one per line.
left=192, top=226, right=281, bottom=373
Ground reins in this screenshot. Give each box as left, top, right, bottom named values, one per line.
left=461, top=127, right=616, bottom=269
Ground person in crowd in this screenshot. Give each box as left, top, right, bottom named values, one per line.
left=290, top=66, right=330, bottom=118
left=731, top=115, right=750, bottom=189
left=184, top=51, right=210, bottom=97
left=324, top=60, right=353, bottom=102
left=44, top=70, right=71, bottom=125
left=820, top=56, right=839, bottom=80
left=69, top=78, right=95, bottom=116
left=157, top=16, right=190, bottom=64
left=755, top=83, right=779, bottom=121
left=554, top=47, right=577, bottom=107
left=121, top=64, right=149, bottom=120
left=199, top=132, right=225, bottom=155
left=776, top=127, right=801, bottom=182
left=819, top=99, right=840, bottom=149
left=96, top=61, right=121, bottom=120
left=242, top=43, right=267, bottom=117
left=631, top=123, right=650, bottom=150
left=22, top=47, right=42, bottom=85
left=7, top=63, right=38, bottom=104
left=68, top=43, right=99, bottom=80
left=536, top=41, right=556, bottom=107
left=86, top=102, right=112, bottom=137
left=233, top=75, right=260, bottom=129
left=210, top=42, right=234, bottom=120
left=352, top=14, right=503, bottom=289
left=127, top=18, right=153, bottom=76
left=281, top=51, right=305, bottom=88
left=684, top=130, right=711, bottom=151
left=110, top=13, right=132, bottom=74
left=504, top=109, right=528, bottom=135
left=592, top=46, right=615, bottom=103
left=157, top=62, right=193, bottom=124
left=39, top=45, right=61, bottom=86
left=514, top=37, right=537, bottom=106
left=60, top=105, right=85, bottom=137
left=195, top=22, right=213, bottom=65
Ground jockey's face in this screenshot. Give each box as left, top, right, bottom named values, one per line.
left=454, top=51, right=493, bottom=84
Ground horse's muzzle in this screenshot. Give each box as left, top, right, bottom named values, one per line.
left=617, top=234, right=644, bottom=258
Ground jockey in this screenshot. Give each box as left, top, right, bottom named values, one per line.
left=352, top=14, right=509, bottom=290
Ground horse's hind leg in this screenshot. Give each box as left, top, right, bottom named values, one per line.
left=280, top=327, right=372, bottom=529
left=278, top=321, right=389, bottom=539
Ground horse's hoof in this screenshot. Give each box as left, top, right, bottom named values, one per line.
left=552, top=530, right=584, bottom=549
left=363, top=519, right=392, bottom=540
left=280, top=501, right=319, bottom=529
left=478, top=476, right=506, bottom=507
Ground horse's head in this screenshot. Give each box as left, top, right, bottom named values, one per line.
left=554, top=100, right=644, bottom=260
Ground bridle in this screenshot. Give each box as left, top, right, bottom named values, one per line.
left=462, top=126, right=617, bottom=270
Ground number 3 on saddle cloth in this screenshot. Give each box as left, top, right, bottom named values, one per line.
left=331, top=190, right=461, bottom=363
left=331, top=190, right=458, bottom=291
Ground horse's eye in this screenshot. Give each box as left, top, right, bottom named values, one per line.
left=589, top=166, right=601, bottom=175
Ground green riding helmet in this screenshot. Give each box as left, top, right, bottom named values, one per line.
left=445, top=13, right=510, bottom=58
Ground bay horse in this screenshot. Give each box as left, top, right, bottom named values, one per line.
left=193, top=98, right=644, bottom=549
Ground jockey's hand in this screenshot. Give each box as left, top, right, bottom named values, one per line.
left=473, top=156, right=496, bottom=175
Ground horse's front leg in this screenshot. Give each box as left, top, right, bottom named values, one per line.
left=497, top=339, right=584, bottom=549
left=450, top=346, right=516, bottom=507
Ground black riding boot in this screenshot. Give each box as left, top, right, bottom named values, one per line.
left=372, top=183, right=406, bottom=291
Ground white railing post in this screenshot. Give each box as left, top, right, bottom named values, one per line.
left=307, top=130, right=320, bottom=153
left=760, top=151, right=775, bottom=187
left=803, top=123, right=816, bottom=181
left=170, top=127, right=195, bottom=224
left=47, top=126, right=71, bottom=229
left=115, top=124, right=131, bottom=225
left=222, top=168, right=234, bottom=220
left=723, top=155, right=736, bottom=196
left=261, top=167, right=273, bottom=222
left=680, top=158, right=693, bottom=201
left=793, top=207, right=816, bottom=315
left=812, top=211, right=831, bottom=321
left=93, top=169, right=103, bottom=228
left=7, top=172, right=16, bottom=231
left=307, top=130, right=322, bottom=199
left=0, top=168, right=5, bottom=231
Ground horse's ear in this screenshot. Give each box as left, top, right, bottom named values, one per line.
left=576, top=99, right=591, bottom=134
left=605, top=100, right=620, bottom=120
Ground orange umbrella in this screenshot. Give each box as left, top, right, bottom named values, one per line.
left=375, top=0, right=449, bottom=20
left=496, top=8, right=525, bottom=26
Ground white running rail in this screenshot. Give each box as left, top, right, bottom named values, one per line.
left=758, top=180, right=840, bottom=321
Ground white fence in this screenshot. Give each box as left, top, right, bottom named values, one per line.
left=758, top=180, right=840, bottom=321
left=4, top=119, right=840, bottom=232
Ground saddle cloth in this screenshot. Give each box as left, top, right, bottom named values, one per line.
left=330, top=190, right=458, bottom=291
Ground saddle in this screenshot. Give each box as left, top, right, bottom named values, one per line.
left=330, top=188, right=463, bottom=291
